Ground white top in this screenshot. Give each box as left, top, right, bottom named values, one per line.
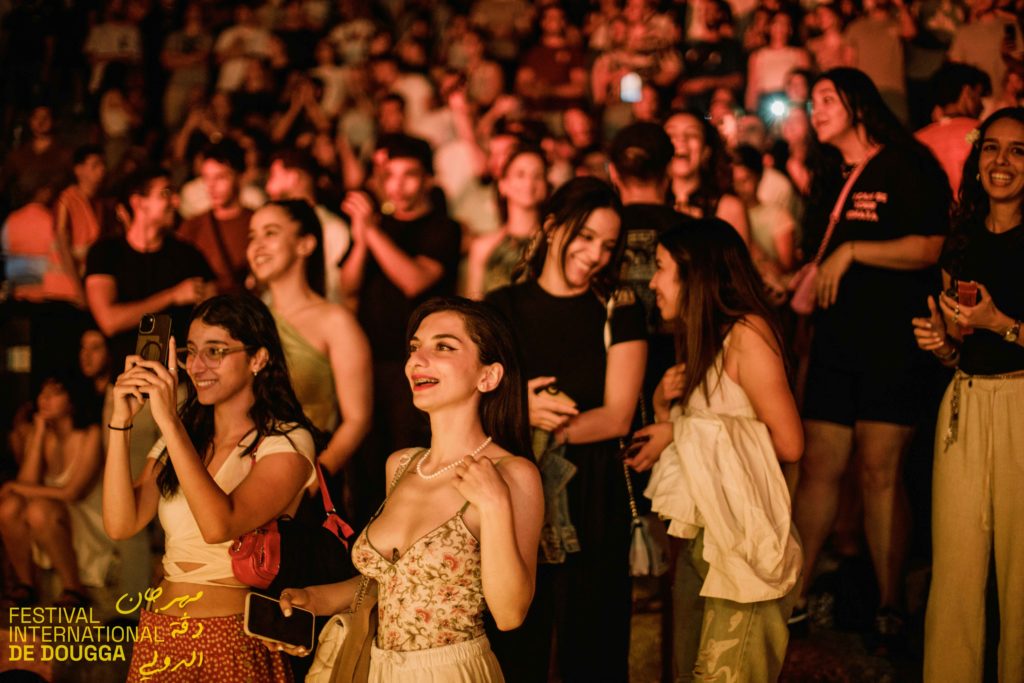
left=147, top=426, right=315, bottom=585
left=644, top=346, right=802, bottom=603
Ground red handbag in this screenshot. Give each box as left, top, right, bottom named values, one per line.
left=230, top=460, right=355, bottom=590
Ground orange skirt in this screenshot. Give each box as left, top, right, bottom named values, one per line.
left=127, top=609, right=292, bottom=682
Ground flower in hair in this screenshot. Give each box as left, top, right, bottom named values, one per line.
left=965, top=128, right=980, bottom=145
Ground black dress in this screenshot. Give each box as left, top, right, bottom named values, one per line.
left=486, top=280, right=647, bottom=683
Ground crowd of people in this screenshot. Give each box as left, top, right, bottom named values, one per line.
left=1, top=0, right=1023, bottom=681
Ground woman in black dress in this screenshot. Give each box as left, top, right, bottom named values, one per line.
left=486, top=177, right=647, bottom=682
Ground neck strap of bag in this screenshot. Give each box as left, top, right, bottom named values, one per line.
left=812, top=145, right=882, bottom=265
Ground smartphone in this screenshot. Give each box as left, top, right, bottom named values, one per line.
left=957, top=280, right=978, bottom=335
left=539, top=383, right=575, bottom=407
left=135, top=314, right=172, bottom=366
left=620, top=434, right=651, bottom=460
left=243, top=592, right=315, bottom=651
left=620, top=72, right=642, bottom=103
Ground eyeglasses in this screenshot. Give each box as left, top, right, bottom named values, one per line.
left=176, top=346, right=251, bottom=368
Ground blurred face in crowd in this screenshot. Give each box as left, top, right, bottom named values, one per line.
left=131, top=177, right=178, bottom=230
left=36, top=380, right=72, bottom=422
left=815, top=4, right=840, bottom=31
left=265, top=160, right=305, bottom=200
left=541, top=7, right=568, bottom=38
left=785, top=71, right=810, bottom=104
left=383, top=157, right=430, bottom=217
left=978, top=117, right=1024, bottom=205
left=79, top=331, right=110, bottom=381
left=768, top=13, right=792, bottom=47
left=200, top=158, right=239, bottom=211
left=29, top=106, right=53, bottom=138
left=247, top=204, right=315, bottom=285
left=378, top=99, right=406, bottom=135
left=732, top=163, right=759, bottom=205
left=810, top=79, right=854, bottom=145
left=547, top=207, right=621, bottom=290
left=499, top=152, right=547, bottom=210
left=487, top=134, right=519, bottom=179
left=782, top=106, right=811, bottom=145
left=633, top=84, right=660, bottom=121
left=563, top=108, right=594, bottom=149
left=406, top=311, right=497, bottom=413
left=75, top=154, right=106, bottom=190
left=650, top=244, right=682, bottom=320
left=665, top=113, right=707, bottom=180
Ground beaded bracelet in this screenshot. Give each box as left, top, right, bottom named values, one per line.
left=934, top=343, right=959, bottom=361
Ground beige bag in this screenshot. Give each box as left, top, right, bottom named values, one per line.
left=305, top=577, right=378, bottom=683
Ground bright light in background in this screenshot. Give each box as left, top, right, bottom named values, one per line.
left=768, top=98, right=788, bottom=119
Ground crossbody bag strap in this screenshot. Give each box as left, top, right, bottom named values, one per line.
left=811, top=145, right=882, bottom=265
left=206, top=211, right=244, bottom=288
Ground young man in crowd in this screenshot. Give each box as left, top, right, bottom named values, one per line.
left=339, top=133, right=461, bottom=521
left=84, top=167, right=213, bottom=370
left=177, top=139, right=252, bottom=294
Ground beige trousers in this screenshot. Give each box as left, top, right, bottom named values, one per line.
left=924, top=372, right=1024, bottom=682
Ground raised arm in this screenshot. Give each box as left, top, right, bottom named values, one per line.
left=455, top=456, right=543, bottom=629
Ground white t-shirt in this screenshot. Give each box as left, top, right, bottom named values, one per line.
left=214, top=25, right=273, bottom=91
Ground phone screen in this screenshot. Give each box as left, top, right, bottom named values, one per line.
left=621, top=72, right=642, bottom=103
left=244, top=593, right=315, bottom=650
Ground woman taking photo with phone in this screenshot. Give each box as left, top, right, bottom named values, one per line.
left=485, top=177, right=647, bottom=682
left=277, top=297, right=543, bottom=682
left=103, top=294, right=320, bottom=682
left=911, top=107, right=1024, bottom=682
left=247, top=199, right=372, bottom=489
left=790, top=67, right=950, bottom=640
left=631, top=219, right=803, bottom=682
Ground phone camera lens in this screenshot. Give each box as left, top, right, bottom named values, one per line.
left=140, top=315, right=155, bottom=334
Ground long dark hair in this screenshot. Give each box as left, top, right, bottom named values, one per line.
left=665, top=109, right=735, bottom=218
left=515, top=176, right=625, bottom=297
left=658, top=220, right=785, bottom=406
left=35, top=370, right=102, bottom=430
left=806, top=68, right=947, bottom=252
left=265, top=199, right=326, bottom=297
left=406, top=297, right=532, bottom=459
left=156, top=294, right=323, bottom=497
left=944, top=107, right=1024, bottom=278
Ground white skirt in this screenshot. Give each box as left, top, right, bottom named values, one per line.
left=369, top=635, right=504, bottom=682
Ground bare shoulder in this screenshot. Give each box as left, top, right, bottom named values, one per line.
left=492, top=452, right=542, bottom=494
left=730, top=315, right=782, bottom=357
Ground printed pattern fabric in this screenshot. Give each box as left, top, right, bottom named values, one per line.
left=127, top=610, right=292, bottom=682
left=352, top=508, right=486, bottom=652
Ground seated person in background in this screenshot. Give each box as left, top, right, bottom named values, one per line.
left=0, top=372, right=113, bottom=608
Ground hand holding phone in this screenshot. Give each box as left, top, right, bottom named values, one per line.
left=956, top=280, right=979, bottom=335
left=244, top=592, right=315, bottom=652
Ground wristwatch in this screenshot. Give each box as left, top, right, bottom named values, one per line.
left=1005, top=320, right=1022, bottom=344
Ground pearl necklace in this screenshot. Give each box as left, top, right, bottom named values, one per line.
left=416, top=436, right=493, bottom=480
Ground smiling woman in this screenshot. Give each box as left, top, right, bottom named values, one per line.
left=485, top=177, right=647, bottom=681
left=274, top=297, right=543, bottom=682
left=102, top=294, right=323, bottom=682
left=912, top=107, right=1024, bottom=682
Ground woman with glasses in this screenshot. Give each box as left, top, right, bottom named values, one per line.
left=247, top=199, right=372, bottom=492
left=103, top=294, right=321, bottom=682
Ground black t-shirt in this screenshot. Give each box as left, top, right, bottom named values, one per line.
left=618, top=203, right=691, bottom=333
left=356, top=209, right=462, bottom=362
left=85, top=235, right=214, bottom=367
left=812, top=147, right=950, bottom=370
left=485, top=281, right=647, bottom=411
left=942, top=222, right=1024, bottom=375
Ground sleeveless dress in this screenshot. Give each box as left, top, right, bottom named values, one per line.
left=645, top=339, right=800, bottom=682
left=350, top=450, right=505, bottom=682
left=272, top=309, right=339, bottom=433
